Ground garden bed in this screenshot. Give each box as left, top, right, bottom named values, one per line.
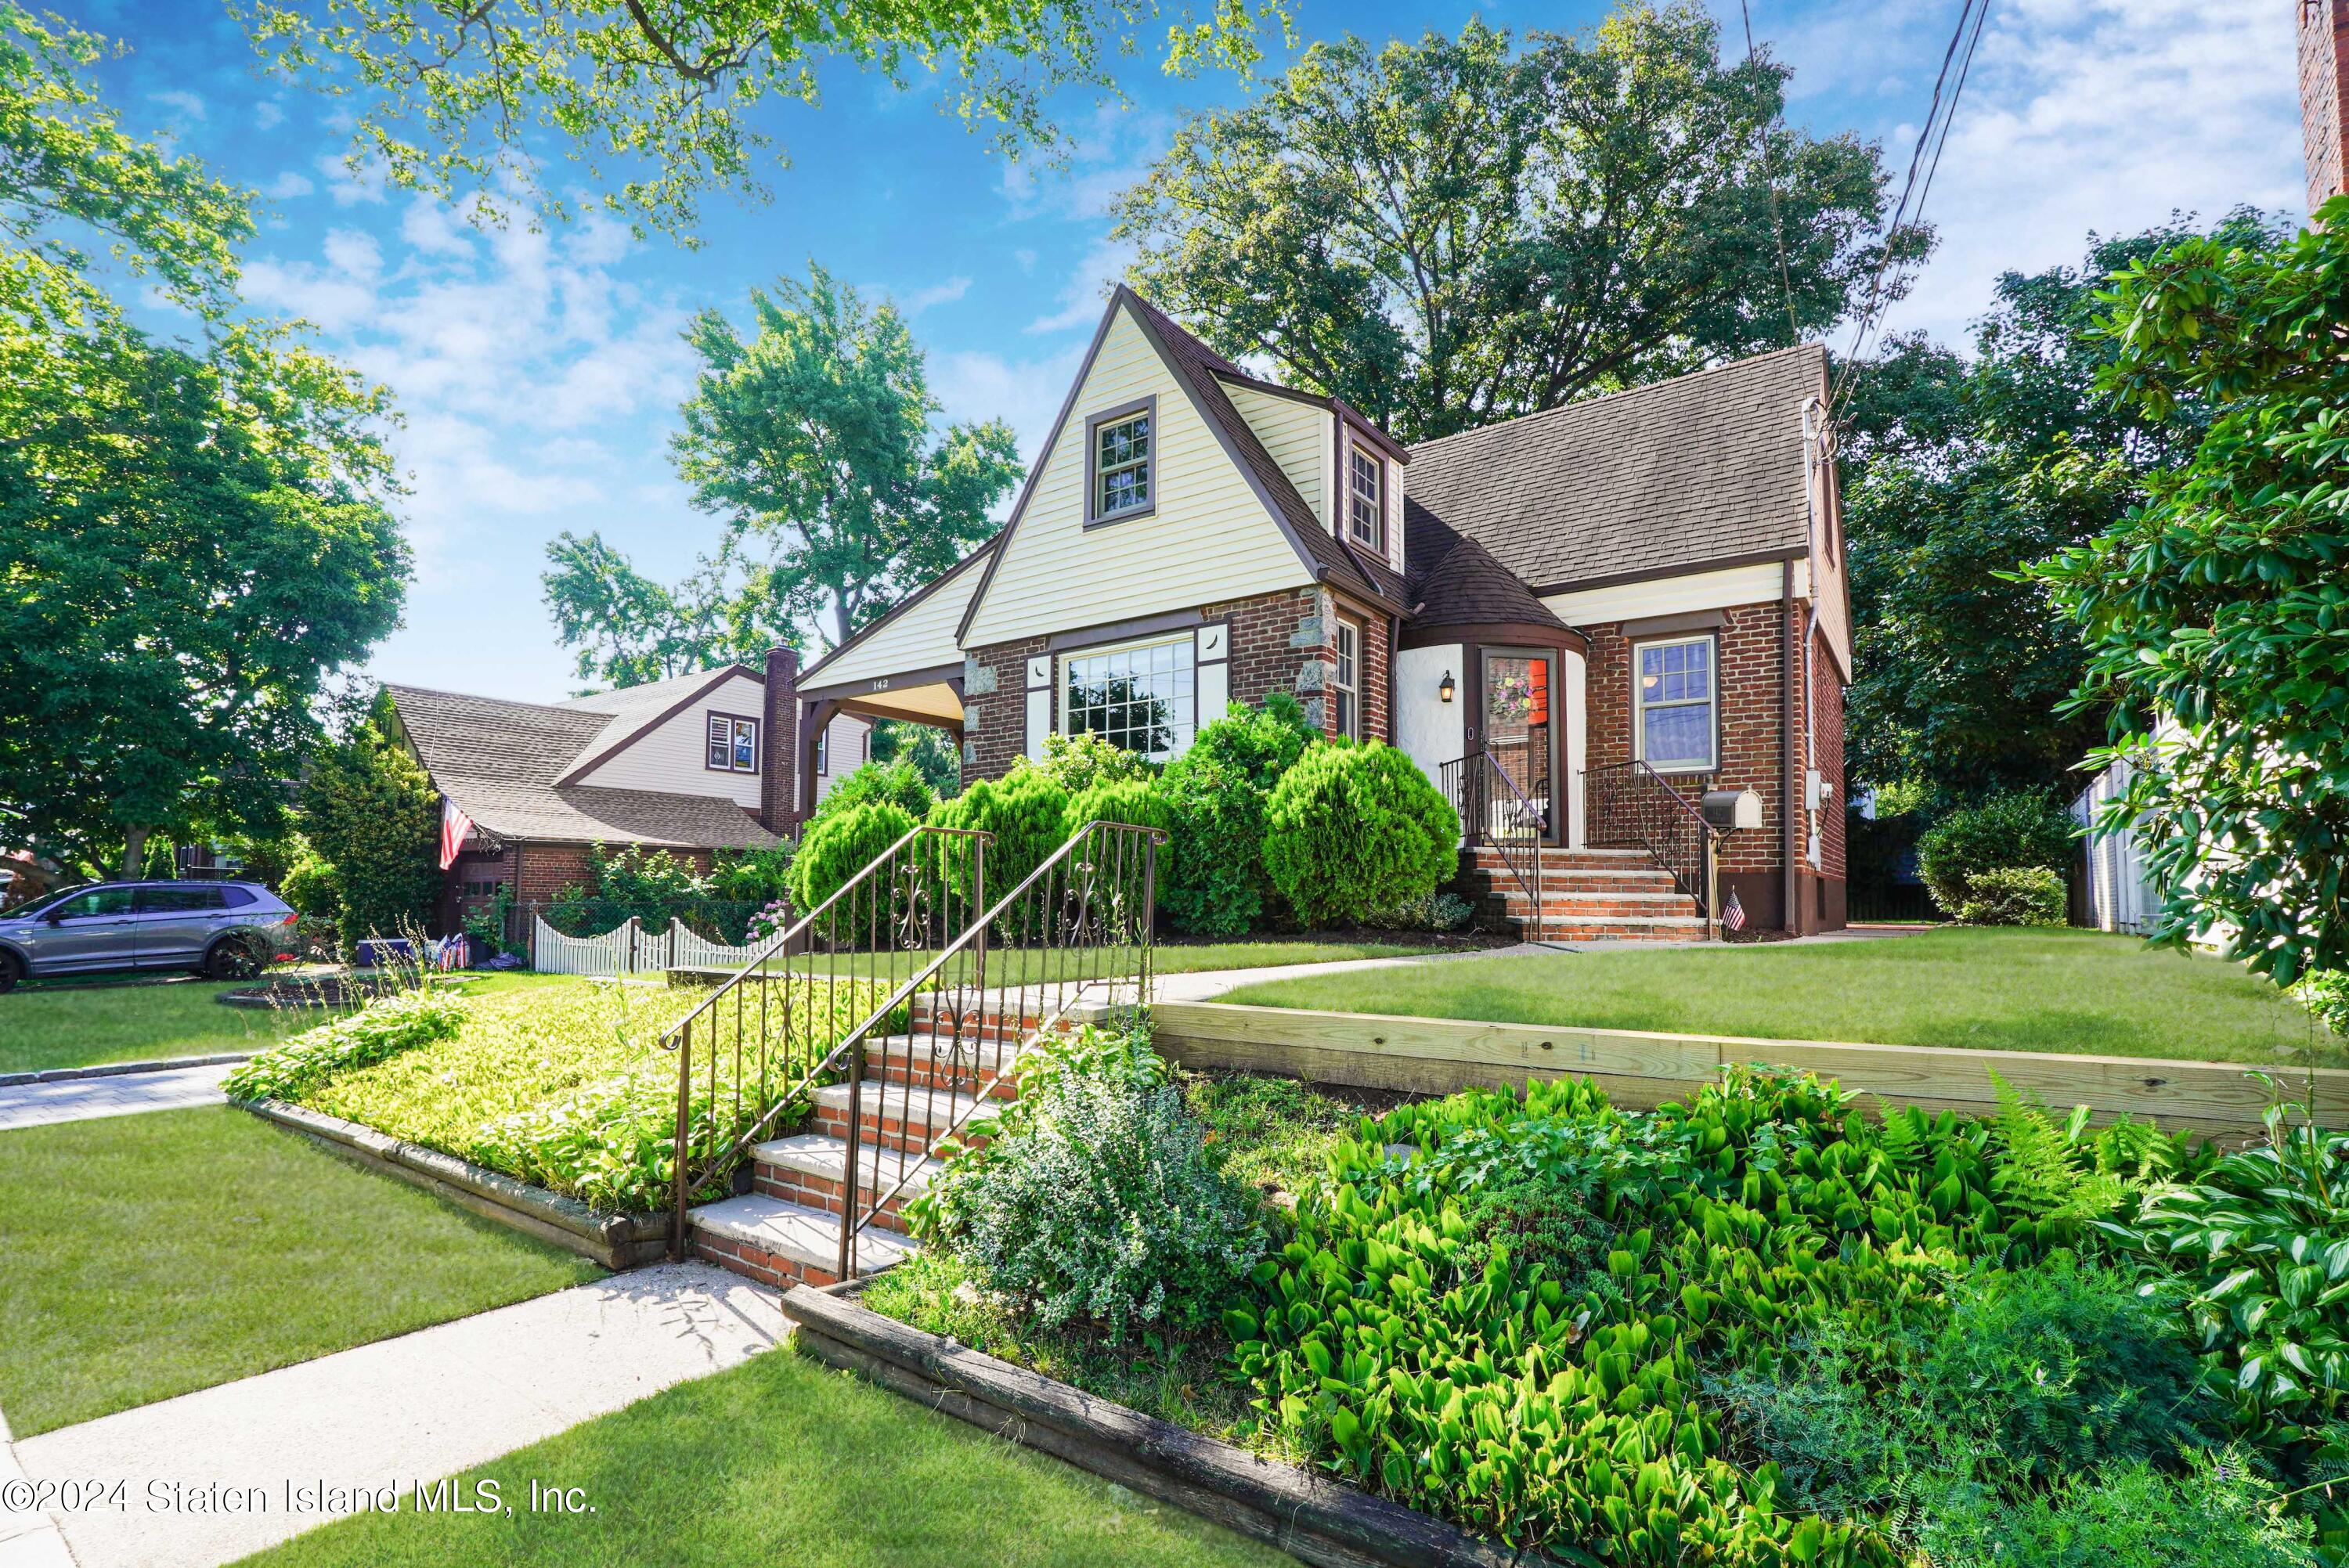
left=216, top=972, right=458, bottom=1009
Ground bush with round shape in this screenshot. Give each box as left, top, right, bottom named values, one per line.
left=789, top=801, right=918, bottom=933
left=926, top=769, right=1070, bottom=917
left=1031, top=730, right=1152, bottom=795
left=1262, top=741, right=1457, bottom=927
left=1062, top=778, right=1177, bottom=931
left=1156, top=694, right=1316, bottom=935
left=1954, top=865, right=2066, bottom=926
left=1915, top=791, right=2072, bottom=916
left=277, top=852, right=339, bottom=918
left=805, top=759, right=936, bottom=835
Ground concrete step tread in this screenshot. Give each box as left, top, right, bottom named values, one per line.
left=688, top=1193, right=918, bottom=1269
left=812, top=1080, right=989, bottom=1128
left=751, top=1132, right=945, bottom=1194
left=1528, top=914, right=1709, bottom=928
left=865, top=1033, right=1031, bottom=1068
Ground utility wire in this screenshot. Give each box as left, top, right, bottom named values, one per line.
left=1828, top=0, right=1994, bottom=416
left=1739, top=0, right=1802, bottom=350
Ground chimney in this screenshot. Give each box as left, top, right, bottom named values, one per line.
left=2303, top=0, right=2349, bottom=214
left=760, top=645, right=800, bottom=837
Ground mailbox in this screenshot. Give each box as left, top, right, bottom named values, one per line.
left=1701, top=788, right=1763, bottom=833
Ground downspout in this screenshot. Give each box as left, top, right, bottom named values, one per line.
left=1781, top=559, right=1799, bottom=935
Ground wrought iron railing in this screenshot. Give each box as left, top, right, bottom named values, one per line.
left=1440, top=751, right=1543, bottom=917
left=659, top=824, right=992, bottom=1256
left=1585, top=760, right=1717, bottom=919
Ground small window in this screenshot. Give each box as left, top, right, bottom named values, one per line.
left=136, top=886, right=224, bottom=913
left=459, top=880, right=503, bottom=899
left=1635, top=636, right=1716, bottom=772
left=815, top=730, right=828, bottom=776
left=1348, top=444, right=1384, bottom=550
left=1332, top=622, right=1362, bottom=739
left=1090, top=406, right=1153, bottom=522
left=54, top=887, right=135, bottom=920
left=219, top=885, right=257, bottom=908
left=706, top=714, right=759, bottom=774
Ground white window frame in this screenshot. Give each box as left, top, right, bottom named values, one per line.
left=1059, top=632, right=1196, bottom=762
left=1086, top=398, right=1156, bottom=527
left=1347, top=442, right=1384, bottom=551
left=1332, top=620, right=1362, bottom=739
left=1632, top=633, right=1718, bottom=773
left=706, top=713, right=759, bottom=774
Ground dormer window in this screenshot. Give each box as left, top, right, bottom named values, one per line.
left=706, top=713, right=759, bottom=773
left=1348, top=442, right=1384, bottom=551
left=1086, top=398, right=1156, bottom=526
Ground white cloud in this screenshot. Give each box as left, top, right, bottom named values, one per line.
left=932, top=339, right=1089, bottom=481
left=1026, top=236, right=1132, bottom=334
left=899, top=275, right=972, bottom=315
left=399, top=197, right=477, bottom=258
left=315, top=152, right=387, bottom=207
left=260, top=171, right=314, bottom=200
left=254, top=99, right=285, bottom=131
left=150, top=89, right=205, bottom=121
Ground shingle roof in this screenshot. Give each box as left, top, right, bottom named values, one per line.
left=1122, top=290, right=1405, bottom=610
left=1405, top=504, right=1574, bottom=636
left=1404, top=344, right=1826, bottom=593
left=384, top=683, right=780, bottom=850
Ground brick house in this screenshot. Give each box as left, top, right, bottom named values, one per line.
left=770, top=288, right=1853, bottom=937
left=384, top=673, right=866, bottom=932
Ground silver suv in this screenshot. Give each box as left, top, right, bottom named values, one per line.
left=0, top=881, right=298, bottom=992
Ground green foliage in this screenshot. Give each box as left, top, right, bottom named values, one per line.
left=1062, top=778, right=1175, bottom=841
left=1261, top=742, right=1457, bottom=927
left=585, top=845, right=714, bottom=927
left=297, top=699, right=441, bottom=947
left=1914, top=791, right=2073, bottom=917
left=789, top=801, right=918, bottom=927
left=868, top=719, right=960, bottom=799
left=926, top=768, right=1069, bottom=916
left=242, top=0, right=1284, bottom=242
left=1115, top=6, right=1921, bottom=442
left=1031, top=730, right=1153, bottom=795
left=806, top=759, right=937, bottom=834
left=2026, top=197, right=2349, bottom=985
left=224, top=988, right=468, bottom=1102
left=1361, top=891, right=1476, bottom=932
left=1955, top=865, right=2067, bottom=927
left=671, top=267, right=1021, bottom=647
left=916, top=1022, right=1265, bottom=1339
left=540, top=532, right=785, bottom=689
left=2298, top=971, right=2349, bottom=1040
left=1157, top=695, right=1316, bottom=935
left=708, top=844, right=796, bottom=907
left=276, top=852, right=339, bottom=920
left=1916, top=1451, right=2314, bottom=1568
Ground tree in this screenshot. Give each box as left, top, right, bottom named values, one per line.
left=541, top=530, right=791, bottom=688
left=1110, top=5, right=1923, bottom=442
left=236, top=0, right=1286, bottom=241
left=1837, top=211, right=2282, bottom=806
left=2027, top=199, right=2349, bottom=984
left=671, top=265, right=1022, bottom=647
left=870, top=719, right=961, bottom=798
left=297, top=695, right=440, bottom=946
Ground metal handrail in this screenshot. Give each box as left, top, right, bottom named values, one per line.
left=1440, top=750, right=1544, bottom=921
left=1584, top=759, right=1718, bottom=920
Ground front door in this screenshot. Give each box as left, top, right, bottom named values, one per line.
left=1476, top=647, right=1557, bottom=842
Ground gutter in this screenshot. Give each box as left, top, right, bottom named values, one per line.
left=1781, top=559, right=1799, bottom=935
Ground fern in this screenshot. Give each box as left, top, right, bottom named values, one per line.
left=1984, top=1072, right=2131, bottom=1225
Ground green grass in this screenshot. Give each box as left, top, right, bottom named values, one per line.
left=0, top=1105, right=600, bottom=1436
left=1215, top=926, right=2342, bottom=1065
left=239, top=1346, right=1290, bottom=1568
left=741, top=935, right=1474, bottom=991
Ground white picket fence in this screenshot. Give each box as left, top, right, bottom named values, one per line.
left=530, top=915, right=767, bottom=977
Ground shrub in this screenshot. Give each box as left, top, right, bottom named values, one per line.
left=926, top=768, right=1069, bottom=916
left=1916, top=1451, right=2315, bottom=1568
left=276, top=851, right=339, bottom=919
left=709, top=844, right=796, bottom=907
left=806, top=759, right=936, bottom=834
left=1156, top=694, right=1316, bottom=935
left=1916, top=791, right=2073, bottom=917
left=1954, top=864, right=2066, bottom=926
left=2294, top=969, right=2349, bottom=1039
left=225, top=987, right=469, bottom=1101
left=790, top=801, right=918, bottom=929
left=588, top=844, right=714, bottom=928
left=1361, top=890, right=1475, bottom=932
left=297, top=695, right=439, bottom=947
left=1030, top=730, right=1153, bottom=795
left=1261, top=742, right=1456, bottom=927
left=915, top=1022, right=1264, bottom=1339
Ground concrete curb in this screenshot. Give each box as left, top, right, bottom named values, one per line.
left=0, top=1050, right=258, bottom=1089
left=240, top=1098, right=669, bottom=1271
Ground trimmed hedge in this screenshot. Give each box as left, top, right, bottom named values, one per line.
left=928, top=768, right=1070, bottom=913
left=1917, top=791, right=2073, bottom=917
left=1156, top=695, right=1315, bottom=935
left=791, top=801, right=918, bottom=928
left=1261, top=741, right=1457, bottom=927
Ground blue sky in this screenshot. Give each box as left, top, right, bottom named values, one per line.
left=83, top=0, right=2302, bottom=701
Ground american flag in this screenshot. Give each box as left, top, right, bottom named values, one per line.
left=1721, top=890, right=1746, bottom=933
left=438, top=795, right=474, bottom=871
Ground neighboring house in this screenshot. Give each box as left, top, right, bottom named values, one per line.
left=2073, top=759, right=2154, bottom=936
left=384, top=671, right=864, bottom=932
left=757, top=287, right=1853, bottom=936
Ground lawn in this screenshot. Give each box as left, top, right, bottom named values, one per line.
left=1215, top=926, right=2340, bottom=1065
left=0, top=1105, right=601, bottom=1436
left=240, top=1346, right=1289, bottom=1568
left=747, top=933, right=1478, bottom=991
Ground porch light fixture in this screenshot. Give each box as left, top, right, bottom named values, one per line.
left=1438, top=671, right=1456, bottom=704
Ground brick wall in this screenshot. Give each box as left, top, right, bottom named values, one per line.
left=1810, top=622, right=1847, bottom=884
left=2305, top=0, right=2349, bottom=214
left=760, top=647, right=799, bottom=833
left=958, top=633, right=1048, bottom=784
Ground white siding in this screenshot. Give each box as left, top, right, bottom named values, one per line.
left=809, top=712, right=872, bottom=804
left=962, top=307, right=1313, bottom=647
left=571, top=671, right=769, bottom=806
left=805, top=550, right=987, bottom=690
left=1229, top=386, right=1329, bottom=527
left=1542, top=561, right=1811, bottom=628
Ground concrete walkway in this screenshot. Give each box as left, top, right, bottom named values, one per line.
left=12, top=1262, right=779, bottom=1568
left=0, top=1062, right=236, bottom=1133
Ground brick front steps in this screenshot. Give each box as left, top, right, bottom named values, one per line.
left=687, top=998, right=1045, bottom=1288
left=1457, top=845, right=1708, bottom=943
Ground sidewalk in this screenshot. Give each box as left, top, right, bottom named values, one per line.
left=0, top=1062, right=236, bottom=1133
left=11, top=1262, right=778, bottom=1568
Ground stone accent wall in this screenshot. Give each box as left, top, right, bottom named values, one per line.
left=1206, top=586, right=1332, bottom=730
left=958, top=633, right=1048, bottom=784
left=2306, top=0, right=2349, bottom=214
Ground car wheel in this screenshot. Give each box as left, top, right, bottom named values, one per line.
left=204, top=940, right=261, bottom=982
left=0, top=950, right=20, bottom=994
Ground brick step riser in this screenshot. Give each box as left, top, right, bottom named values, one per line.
left=1530, top=926, right=1708, bottom=942
left=864, top=1058, right=1020, bottom=1100
left=691, top=1233, right=842, bottom=1291
left=1472, top=876, right=1683, bottom=894
left=1492, top=896, right=1699, bottom=915
left=814, top=1104, right=988, bottom=1158
left=749, top=1163, right=921, bottom=1234
left=1463, top=852, right=1662, bottom=869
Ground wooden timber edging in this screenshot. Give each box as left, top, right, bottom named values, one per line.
left=240, top=1098, right=668, bottom=1271
left=778, top=1285, right=1543, bottom=1568
left=1144, top=1000, right=2340, bottom=1137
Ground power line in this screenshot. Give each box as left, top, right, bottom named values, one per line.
left=1828, top=0, right=1994, bottom=416
left=1739, top=0, right=1802, bottom=349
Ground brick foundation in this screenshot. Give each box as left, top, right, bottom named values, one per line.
left=690, top=1233, right=840, bottom=1289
